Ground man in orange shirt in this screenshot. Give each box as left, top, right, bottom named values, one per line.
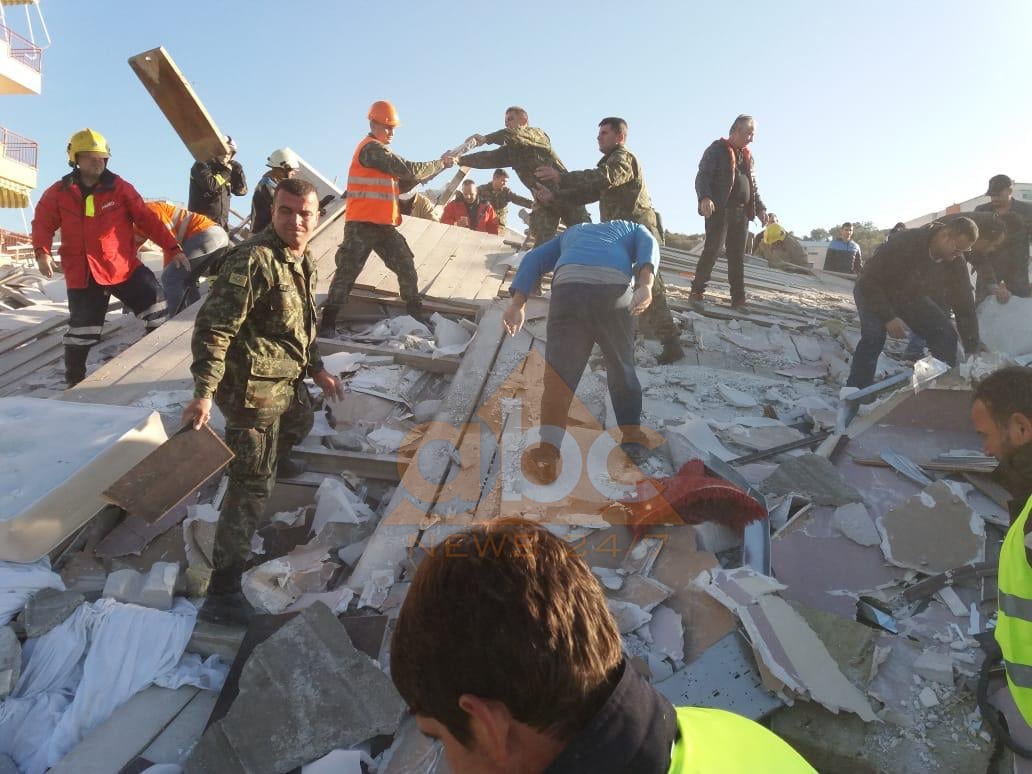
left=140, top=200, right=229, bottom=316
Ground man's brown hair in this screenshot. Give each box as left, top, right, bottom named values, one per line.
left=505, top=106, right=528, bottom=121
left=944, top=215, right=979, bottom=242
left=390, top=518, right=623, bottom=745
left=599, top=117, right=628, bottom=136
left=274, top=176, right=317, bottom=202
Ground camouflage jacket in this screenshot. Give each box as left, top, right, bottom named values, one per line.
left=191, top=229, right=323, bottom=411
left=477, top=183, right=533, bottom=228
left=460, top=127, right=569, bottom=195
left=358, top=138, right=444, bottom=193
left=557, top=145, right=660, bottom=239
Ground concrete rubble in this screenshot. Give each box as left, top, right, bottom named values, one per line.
left=102, top=561, right=179, bottom=610
left=186, top=603, right=406, bottom=774
left=17, top=588, right=85, bottom=638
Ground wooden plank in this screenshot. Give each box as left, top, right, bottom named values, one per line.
left=350, top=217, right=438, bottom=292
left=103, top=426, right=234, bottom=524
left=129, top=47, right=229, bottom=163
left=316, top=337, right=460, bottom=375
left=359, top=218, right=455, bottom=296
left=49, top=686, right=200, bottom=774
left=426, top=236, right=511, bottom=302
left=346, top=289, right=479, bottom=317
left=292, top=445, right=408, bottom=481
left=348, top=302, right=507, bottom=587
left=435, top=166, right=470, bottom=205
left=0, top=314, right=66, bottom=354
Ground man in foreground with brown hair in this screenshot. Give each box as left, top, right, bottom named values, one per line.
left=390, top=518, right=814, bottom=773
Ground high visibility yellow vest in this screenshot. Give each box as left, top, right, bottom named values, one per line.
left=345, top=136, right=400, bottom=226
left=667, top=707, right=815, bottom=773
left=996, top=494, right=1032, bottom=726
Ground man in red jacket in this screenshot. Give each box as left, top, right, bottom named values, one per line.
left=32, top=128, right=186, bottom=386
left=441, top=179, right=500, bottom=234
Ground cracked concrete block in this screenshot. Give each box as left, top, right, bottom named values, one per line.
left=913, top=649, right=954, bottom=686
left=760, top=453, right=862, bottom=506
left=102, top=561, right=178, bottom=610
left=18, top=588, right=85, bottom=638
left=0, top=626, right=20, bottom=699
left=186, top=602, right=405, bottom=774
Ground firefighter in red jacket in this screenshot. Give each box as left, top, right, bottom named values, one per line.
left=32, top=129, right=186, bottom=386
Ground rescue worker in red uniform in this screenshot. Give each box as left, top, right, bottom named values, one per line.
left=32, top=129, right=186, bottom=385
left=319, top=100, right=458, bottom=335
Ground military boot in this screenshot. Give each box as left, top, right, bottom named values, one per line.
left=405, top=301, right=432, bottom=327
left=198, top=565, right=255, bottom=626
left=657, top=337, right=686, bottom=365
left=64, top=345, right=89, bottom=387
left=318, top=306, right=339, bottom=338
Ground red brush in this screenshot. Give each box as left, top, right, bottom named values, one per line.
left=624, top=460, right=768, bottom=534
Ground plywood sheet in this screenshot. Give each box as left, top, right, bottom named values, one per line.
left=129, top=47, right=229, bottom=163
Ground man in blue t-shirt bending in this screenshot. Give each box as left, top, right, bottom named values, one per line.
left=502, top=220, right=658, bottom=481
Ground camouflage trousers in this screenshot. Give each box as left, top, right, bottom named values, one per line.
left=325, top=221, right=419, bottom=308
left=211, top=380, right=314, bottom=578
left=638, top=272, right=679, bottom=343
left=528, top=202, right=591, bottom=245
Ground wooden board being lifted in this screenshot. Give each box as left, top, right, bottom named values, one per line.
left=103, top=425, right=234, bottom=524
left=129, top=46, right=229, bottom=163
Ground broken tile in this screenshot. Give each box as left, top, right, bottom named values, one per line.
left=760, top=453, right=862, bottom=506
left=102, top=562, right=178, bottom=610
left=186, top=603, right=405, bottom=774
left=666, top=419, right=736, bottom=465
left=913, top=649, right=954, bottom=686
left=717, top=383, right=758, bottom=408
left=0, top=626, right=19, bottom=699
left=18, top=587, right=85, bottom=638
left=692, top=522, right=741, bottom=554
left=607, top=574, right=673, bottom=612
left=877, top=481, right=985, bottom=574
left=831, top=502, right=879, bottom=546
left=311, top=478, right=374, bottom=537
left=696, top=567, right=876, bottom=721
left=723, top=422, right=805, bottom=452
left=608, top=600, right=652, bottom=634
left=592, top=567, right=624, bottom=591
left=649, top=605, right=685, bottom=662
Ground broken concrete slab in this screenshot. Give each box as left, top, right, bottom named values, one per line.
left=877, top=480, right=985, bottom=574
left=913, top=648, right=954, bottom=686
left=723, top=422, right=806, bottom=452
left=607, top=574, right=672, bottom=612
left=608, top=600, right=652, bottom=634
left=0, top=626, right=20, bottom=699
left=831, top=502, right=880, bottom=546
left=648, top=605, right=685, bottom=662
left=760, top=453, right=862, bottom=506
left=187, top=603, right=405, bottom=774
left=695, top=567, right=877, bottom=721
left=717, top=383, right=758, bottom=408
left=18, top=587, right=85, bottom=638
left=102, top=562, right=178, bottom=610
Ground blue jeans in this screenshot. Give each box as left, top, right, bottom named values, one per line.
left=542, top=283, right=642, bottom=445
left=847, top=284, right=958, bottom=388
left=161, top=226, right=229, bottom=316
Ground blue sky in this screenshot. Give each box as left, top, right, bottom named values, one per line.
left=3, top=0, right=1031, bottom=236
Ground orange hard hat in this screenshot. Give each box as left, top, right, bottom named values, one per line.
left=368, top=100, right=400, bottom=127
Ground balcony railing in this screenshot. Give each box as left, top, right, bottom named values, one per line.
left=1, top=127, right=38, bottom=168
left=0, top=24, right=42, bottom=73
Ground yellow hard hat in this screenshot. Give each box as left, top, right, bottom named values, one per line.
left=67, top=128, right=111, bottom=167
left=368, top=100, right=400, bottom=128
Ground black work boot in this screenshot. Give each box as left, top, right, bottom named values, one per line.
left=405, top=300, right=432, bottom=326
left=318, top=306, right=339, bottom=338
left=657, top=337, right=686, bottom=365
left=276, top=456, right=308, bottom=479
left=63, top=345, right=89, bottom=387
left=198, top=566, right=255, bottom=626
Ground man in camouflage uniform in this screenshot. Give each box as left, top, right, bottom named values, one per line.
left=459, top=106, right=590, bottom=244
left=535, top=117, right=685, bottom=364
left=320, top=101, right=458, bottom=335
left=477, top=168, right=533, bottom=232
left=182, top=178, right=343, bottom=623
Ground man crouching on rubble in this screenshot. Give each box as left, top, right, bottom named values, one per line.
left=501, top=220, right=658, bottom=479
left=971, top=367, right=1032, bottom=731
left=390, top=518, right=815, bottom=773
left=181, top=179, right=343, bottom=624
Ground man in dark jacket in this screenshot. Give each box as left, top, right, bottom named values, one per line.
left=691, top=115, right=767, bottom=309
left=188, top=136, right=248, bottom=230
left=846, top=217, right=983, bottom=389
left=974, top=174, right=1032, bottom=300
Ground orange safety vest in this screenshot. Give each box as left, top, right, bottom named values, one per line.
left=345, top=136, right=400, bottom=226
left=143, top=201, right=217, bottom=249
